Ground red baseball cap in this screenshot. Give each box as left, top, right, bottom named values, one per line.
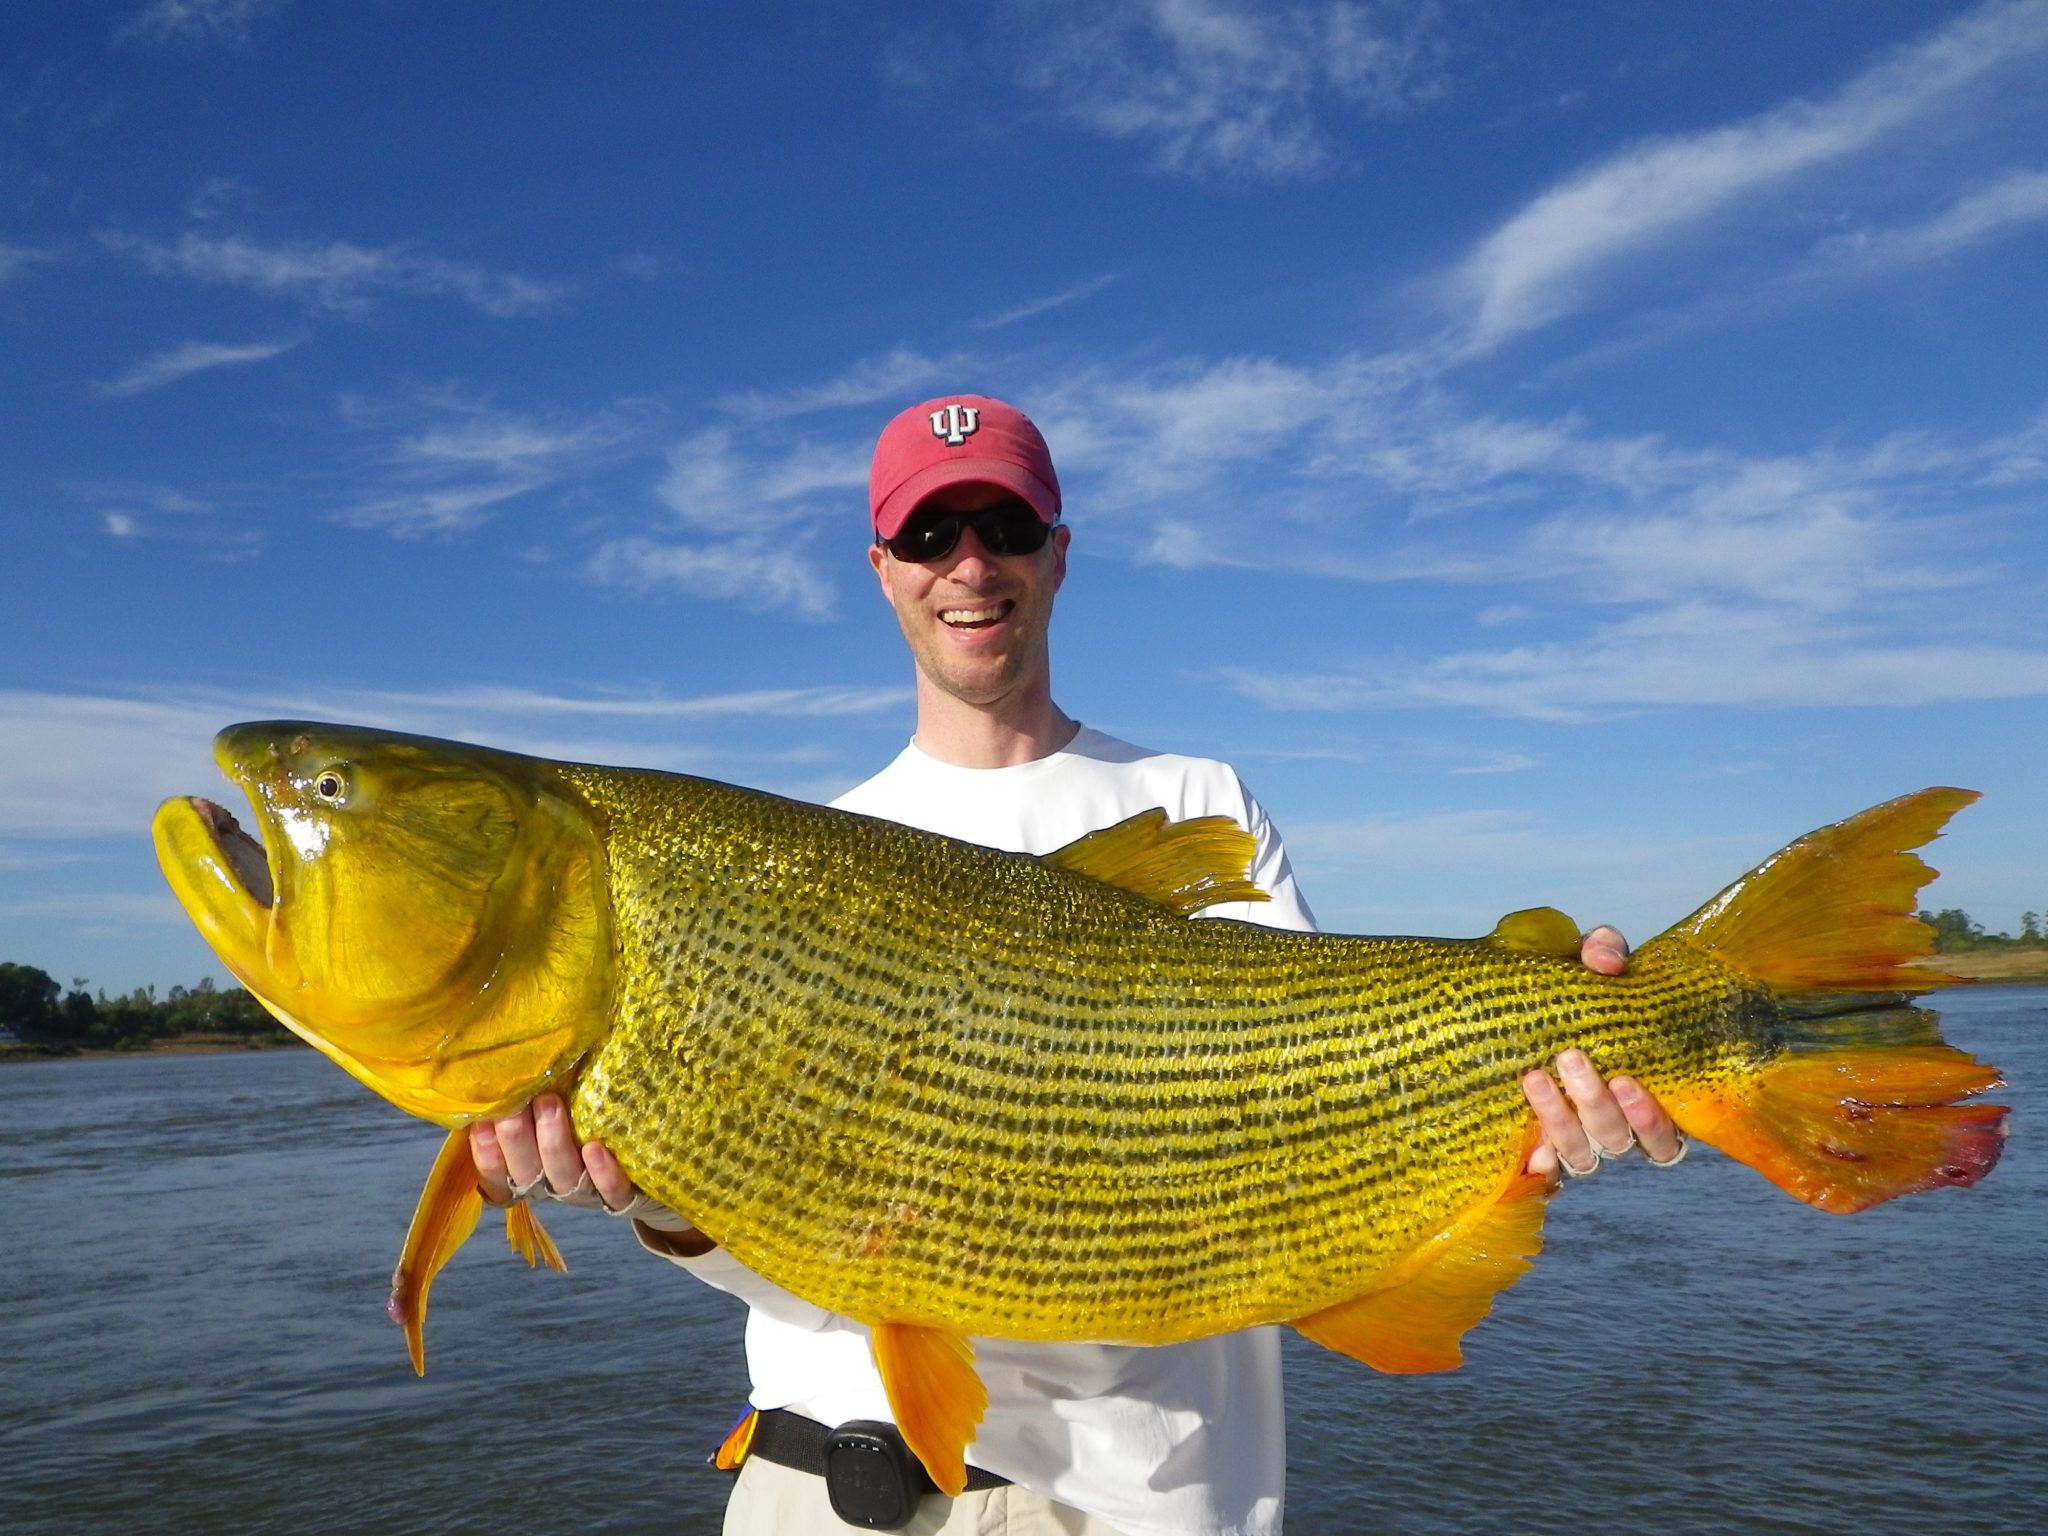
left=868, top=394, right=1062, bottom=539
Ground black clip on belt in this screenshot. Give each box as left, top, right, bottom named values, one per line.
left=746, top=1408, right=1009, bottom=1531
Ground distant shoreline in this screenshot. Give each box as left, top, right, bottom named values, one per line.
left=0, top=1034, right=309, bottom=1064
left=1912, top=950, right=2048, bottom=985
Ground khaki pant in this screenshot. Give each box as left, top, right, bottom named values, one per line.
left=721, top=1455, right=1129, bottom=1535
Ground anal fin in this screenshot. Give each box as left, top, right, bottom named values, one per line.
left=1293, top=1122, right=1551, bottom=1373
left=869, top=1321, right=988, bottom=1497
left=387, top=1127, right=485, bottom=1375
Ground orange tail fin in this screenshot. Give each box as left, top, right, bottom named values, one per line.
left=1644, top=788, right=2007, bottom=1214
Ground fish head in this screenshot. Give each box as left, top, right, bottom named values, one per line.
left=152, top=721, right=615, bottom=1124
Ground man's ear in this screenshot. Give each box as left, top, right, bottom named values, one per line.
left=1050, top=524, right=1070, bottom=592
left=868, top=541, right=894, bottom=602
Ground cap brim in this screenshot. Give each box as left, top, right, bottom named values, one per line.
left=873, top=459, right=1059, bottom=538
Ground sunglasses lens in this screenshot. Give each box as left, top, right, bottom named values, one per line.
left=889, top=517, right=962, bottom=563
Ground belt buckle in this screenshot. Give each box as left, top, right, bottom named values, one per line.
left=822, top=1419, right=928, bottom=1531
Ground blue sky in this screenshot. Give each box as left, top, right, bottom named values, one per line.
left=5, top=0, right=2047, bottom=995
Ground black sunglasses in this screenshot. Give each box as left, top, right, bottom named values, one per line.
left=880, top=500, right=1057, bottom=564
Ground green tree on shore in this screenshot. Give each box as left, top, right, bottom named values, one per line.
left=0, top=962, right=289, bottom=1052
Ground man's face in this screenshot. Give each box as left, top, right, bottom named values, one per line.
left=868, top=482, right=1070, bottom=710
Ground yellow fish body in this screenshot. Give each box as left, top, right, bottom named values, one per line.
left=152, top=722, right=2006, bottom=1493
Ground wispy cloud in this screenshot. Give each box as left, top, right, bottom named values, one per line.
left=719, top=347, right=966, bottom=422
left=98, top=338, right=297, bottom=396
left=68, top=480, right=260, bottom=554
left=1815, top=167, right=2048, bottom=273
left=974, top=273, right=1122, bottom=330
left=1219, top=602, right=2048, bottom=721
left=340, top=398, right=647, bottom=536
left=1443, top=0, right=2048, bottom=350
left=101, top=228, right=564, bottom=316
left=0, top=242, right=63, bottom=287
left=122, top=0, right=278, bottom=45
left=1006, top=0, right=1459, bottom=179
left=655, top=427, right=867, bottom=533
left=587, top=537, right=837, bottom=621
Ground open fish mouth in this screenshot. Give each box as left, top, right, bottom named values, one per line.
left=189, top=796, right=276, bottom=909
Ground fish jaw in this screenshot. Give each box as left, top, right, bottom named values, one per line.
left=152, top=793, right=277, bottom=997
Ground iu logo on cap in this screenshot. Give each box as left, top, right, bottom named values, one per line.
left=928, top=403, right=980, bottom=447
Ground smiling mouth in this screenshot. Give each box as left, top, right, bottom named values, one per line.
left=940, top=600, right=1014, bottom=630
left=193, top=796, right=276, bottom=909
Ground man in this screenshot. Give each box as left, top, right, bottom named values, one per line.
left=475, top=395, right=1684, bottom=1534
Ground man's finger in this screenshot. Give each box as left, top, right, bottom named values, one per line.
left=1556, top=1050, right=1636, bottom=1156
left=492, top=1105, right=544, bottom=1192
left=1611, top=1076, right=1685, bottom=1164
left=532, top=1094, right=587, bottom=1196
left=1578, top=925, right=1629, bottom=977
left=1520, top=1065, right=1598, bottom=1176
left=468, top=1121, right=515, bottom=1206
left=582, top=1140, right=637, bottom=1212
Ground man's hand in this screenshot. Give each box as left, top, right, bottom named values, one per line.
left=469, top=1094, right=714, bottom=1253
left=1519, top=926, right=1687, bottom=1179
left=469, top=1092, right=636, bottom=1209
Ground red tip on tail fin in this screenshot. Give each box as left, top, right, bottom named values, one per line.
left=1673, top=1047, right=2006, bottom=1213
left=1667, top=787, right=1979, bottom=992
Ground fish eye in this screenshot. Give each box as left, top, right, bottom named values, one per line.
left=312, top=767, right=349, bottom=805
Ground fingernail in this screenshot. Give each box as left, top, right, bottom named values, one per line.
left=1613, top=1078, right=1642, bottom=1106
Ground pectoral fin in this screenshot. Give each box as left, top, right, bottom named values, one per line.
left=387, top=1127, right=486, bottom=1374
left=1292, top=1121, right=1551, bottom=1373
left=869, top=1321, right=988, bottom=1497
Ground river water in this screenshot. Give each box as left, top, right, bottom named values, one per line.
left=2, top=988, right=2042, bottom=1535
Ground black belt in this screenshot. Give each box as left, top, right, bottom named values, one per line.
left=745, top=1409, right=1009, bottom=1530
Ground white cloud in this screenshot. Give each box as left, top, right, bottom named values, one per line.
left=1816, top=167, right=2048, bottom=272
left=1008, top=0, right=1458, bottom=179
left=99, top=338, right=296, bottom=396
left=656, top=428, right=867, bottom=533
left=340, top=478, right=538, bottom=536
left=1, top=242, right=63, bottom=287
left=123, top=0, right=276, bottom=43
left=719, top=347, right=965, bottom=422
left=1219, top=602, right=2048, bottom=720
left=587, top=537, right=836, bottom=620
left=341, top=400, right=648, bottom=537
left=1444, top=0, right=2048, bottom=350
left=102, top=229, right=563, bottom=316
left=974, top=273, right=1123, bottom=330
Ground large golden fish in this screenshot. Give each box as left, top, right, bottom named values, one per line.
left=152, top=722, right=2006, bottom=1492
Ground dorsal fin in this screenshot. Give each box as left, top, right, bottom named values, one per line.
left=1488, top=906, right=1582, bottom=956
left=1044, top=810, right=1269, bottom=916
